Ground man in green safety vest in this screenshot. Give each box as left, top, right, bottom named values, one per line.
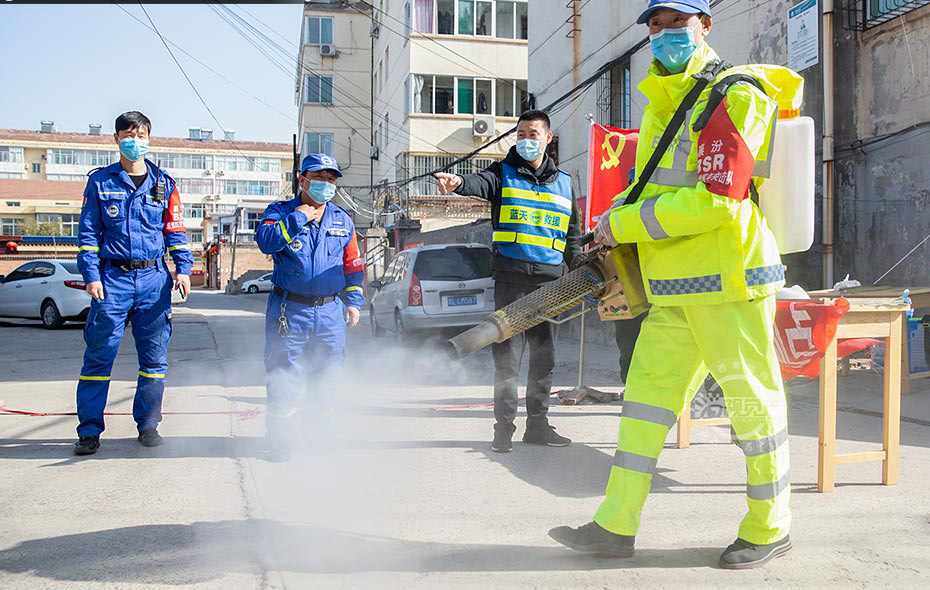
left=436, top=110, right=583, bottom=453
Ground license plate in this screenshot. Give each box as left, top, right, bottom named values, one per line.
left=447, top=295, right=477, bottom=307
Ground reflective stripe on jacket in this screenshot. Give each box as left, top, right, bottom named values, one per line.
left=608, top=43, right=804, bottom=306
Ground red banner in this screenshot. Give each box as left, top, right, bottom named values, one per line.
left=585, top=123, right=638, bottom=230
left=773, top=298, right=875, bottom=378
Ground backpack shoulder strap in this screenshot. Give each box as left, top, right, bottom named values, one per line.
left=692, top=73, right=767, bottom=133
left=622, top=59, right=731, bottom=206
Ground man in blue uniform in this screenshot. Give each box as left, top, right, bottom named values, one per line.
left=435, top=110, right=583, bottom=452
left=73, top=111, right=193, bottom=456
left=255, top=153, right=365, bottom=461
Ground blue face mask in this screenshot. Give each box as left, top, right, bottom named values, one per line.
left=119, top=138, right=149, bottom=162
left=516, top=138, right=544, bottom=162
left=305, top=179, right=336, bottom=204
left=649, top=26, right=698, bottom=74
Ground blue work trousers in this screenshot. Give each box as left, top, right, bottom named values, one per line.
left=76, top=261, right=173, bottom=437
left=264, top=292, right=346, bottom=443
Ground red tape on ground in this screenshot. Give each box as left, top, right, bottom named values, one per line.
left=0, top=406, right=262, bottom=420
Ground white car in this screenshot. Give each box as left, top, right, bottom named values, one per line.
left=0, top=259, right=91, bottom=329
left=242, top=272, right=273, bottom=294
left=369, top=244, right=495, bottom=338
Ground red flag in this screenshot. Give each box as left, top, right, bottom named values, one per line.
left=586, top=123, right=638, bottom=230
left=773, top=298, right=876, bottom=378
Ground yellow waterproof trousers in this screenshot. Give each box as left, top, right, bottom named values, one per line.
left=594, top=296, right=790, bottom=545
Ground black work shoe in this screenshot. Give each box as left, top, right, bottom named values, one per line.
left=549, top=521, right=635, bottom=557
left=491, top=428, right=513, bottom=453
left=73, top=436, right=100, bottom=456
left=719, top=535, right=792, bottom=570
left=523, top=423, right=571, bottom=447
left=138, top=429, right=163, bottom=447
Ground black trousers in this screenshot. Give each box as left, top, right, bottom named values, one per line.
left=492, top=280, right=555, bottom=429
left=614, top=312, right=646, bottom=384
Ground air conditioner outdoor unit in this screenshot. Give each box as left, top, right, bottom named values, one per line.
left=319, top=44, right=338, bottom=57
left=370, top=20, right=380, bottom=37
left=472, top=115, right=495, bottom=137
left=370, top=145, right=380, bottom=160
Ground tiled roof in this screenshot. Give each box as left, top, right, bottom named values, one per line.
left=0, top=128, right=291, bottom=153
left=0, top=179, right=85, bottom=201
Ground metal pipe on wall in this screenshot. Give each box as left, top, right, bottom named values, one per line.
left=822, top=0, right=835, bottom=288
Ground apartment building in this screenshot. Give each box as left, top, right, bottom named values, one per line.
left=0, top=125, right=293, bottom=259
left=370, top=0, right=529, bottom=225
left=296, top=1, right=374, bottom=225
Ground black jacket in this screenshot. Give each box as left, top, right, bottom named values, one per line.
left=454, top=147, right=583, bottom=283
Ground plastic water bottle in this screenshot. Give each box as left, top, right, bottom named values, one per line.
left=758, top=111, right=816, bottom=254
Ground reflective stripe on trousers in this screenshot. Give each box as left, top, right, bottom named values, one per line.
left=593, top=296, right=790, bottom=545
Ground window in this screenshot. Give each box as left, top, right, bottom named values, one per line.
left=36, top=213, right=80, bottom=236
left=47, top=174, right=86, bottom=181
left=3, top=262, right=35, bottom=283
left=183, top=203, right=205, bottom=219
left=31, top=163, right=41, bottom=174
left=305, top=16, right=334, bottom=45
left=52, top=149, right=74, bottom=165
left=303, top=132, right=334, bottom=157
left=860, top=0, right=930, bottom=29
left=457, top=0, right=473, bottom=34
left=178, top=179, right=214, bottom=195
left=495, top=79, right=515, bottom=117
left=305, top=74, right=334, bottom=104
left=246, top=212, right=262, bottom=231
left=402, top=153, right=499, bottom=196
left=5, top=202, right=21, bottom=207
left=1, top=217, right=25, bottom=235
left=413, top=247, right=491, bottom=280
left=475, top=0, right=492, bottom=35
left=457, top=78, right=473, bottom=114
left=150, top=152, right=213, bottom=170
left=405, top=1, right=412, bottom=35
left=414, top=0, right=435, bottom=33
left=222, top=180, right=278, bottom=196
left=495, top=0, right=527, bottom=39
left=438, top=0, right=454, bottom=33
left=0, top=147, right=24, bottom=163
left=0, top=172, right=24, bottom=179
left=189, top=230, right=203, bottom=244
left=610, top=59, right=632, bottom=128
left=32, top=262, right=55, bottom=278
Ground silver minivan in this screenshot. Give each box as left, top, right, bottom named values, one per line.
left=369, top=244, right=495, bottom=337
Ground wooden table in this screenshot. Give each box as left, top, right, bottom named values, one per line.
left=676, top=298, right=910, bottom=493
left=809, top=287, right=930, bottom=394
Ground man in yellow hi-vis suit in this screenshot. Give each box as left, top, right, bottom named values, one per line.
left=549, top=0, right=803, bottom=570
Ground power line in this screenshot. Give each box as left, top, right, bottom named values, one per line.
left=528, top=0, right=593, bottom=59
left=217, top=4, right=454, bottom=157
left=138, top=3, right=271, bottom=170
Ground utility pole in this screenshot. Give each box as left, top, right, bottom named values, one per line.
left=226, top=207, right=242, bottom=293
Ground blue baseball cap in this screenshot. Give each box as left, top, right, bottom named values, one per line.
left=637, top=0, right=712, bottom=25
left=301, top=153, right=342, bottom=177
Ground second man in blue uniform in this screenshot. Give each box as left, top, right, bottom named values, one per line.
left=255, top=153, right=365, bottom=461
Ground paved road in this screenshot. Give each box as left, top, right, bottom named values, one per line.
left=1, top=290, right=928, bottom=589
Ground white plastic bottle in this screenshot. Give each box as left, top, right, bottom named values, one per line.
left=758, top=110, right=815, bottom=254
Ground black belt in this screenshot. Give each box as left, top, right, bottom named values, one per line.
left=272, top=286, right=337, bottom=306
left=106, top=258, right=159, bottom=271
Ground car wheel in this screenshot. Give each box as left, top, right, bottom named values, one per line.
left=41, top=300, right=64, bottom=330
left=394, top=309, right=410, bottom=342
left=371, top=309, right=385, bottom=337
left=248, top=285, right=259, bottom=294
